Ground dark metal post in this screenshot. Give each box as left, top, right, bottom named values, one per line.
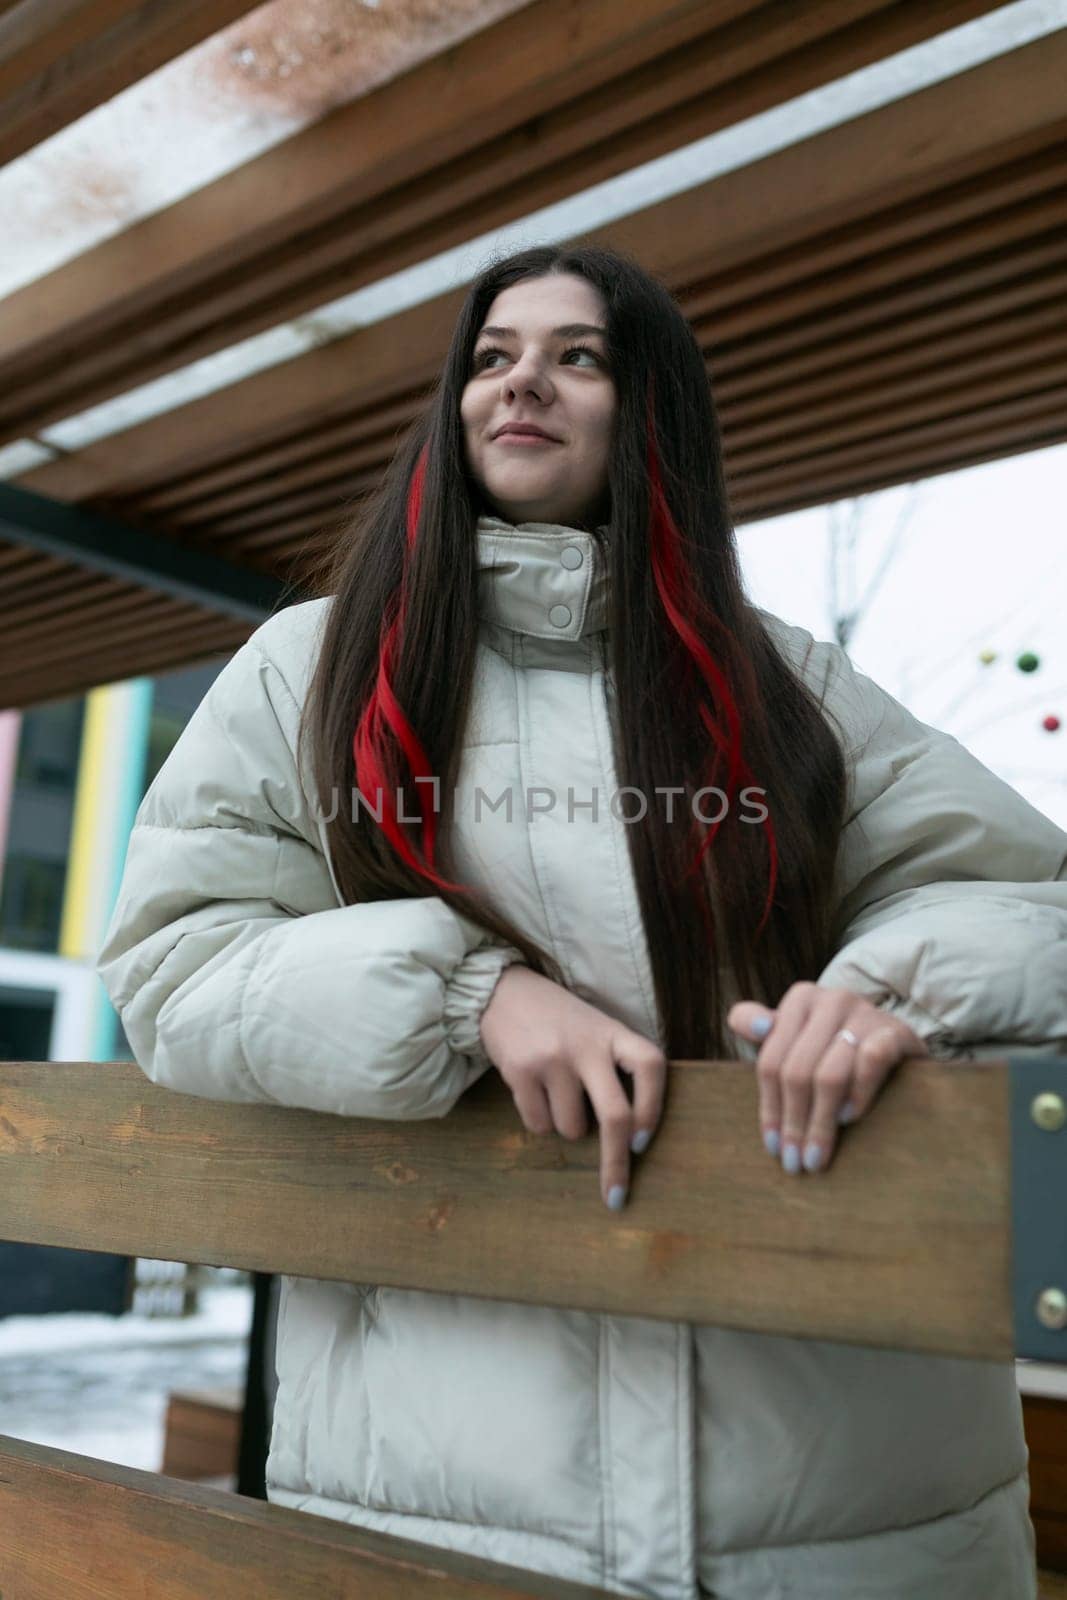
left=236, top=1271, right=274, bottom=1499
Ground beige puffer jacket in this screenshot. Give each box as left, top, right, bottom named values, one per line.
left=97, top=515, right=1067, bottom=1599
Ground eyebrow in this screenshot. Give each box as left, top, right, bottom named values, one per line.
left=475, top=323, right=607, bottom=341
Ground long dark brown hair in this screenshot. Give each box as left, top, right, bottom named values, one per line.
left=299, top=244, right=849, bottom=1061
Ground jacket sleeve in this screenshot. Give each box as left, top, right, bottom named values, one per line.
left=95, top=625, right=525, bottom=1117
left=806, top=636, right=1067, bottom=1059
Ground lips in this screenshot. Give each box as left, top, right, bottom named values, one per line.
left=493, top=424, right=561, bottom=441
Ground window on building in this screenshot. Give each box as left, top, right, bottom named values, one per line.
left=0, top=984, right=54, bottom=1059
left=3, top=699, right=82, bottom=953
left=0, top=856, right=68, bottom=953
left=14, top=700, right=84, bottom=791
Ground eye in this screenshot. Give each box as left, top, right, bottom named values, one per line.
left=472, top=343, right=603, bottom=371
left=561, top=343, right=601, bottom=366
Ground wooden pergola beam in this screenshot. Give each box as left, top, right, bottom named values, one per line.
left=3, top=11, right=1064, bottom=706
left=16, top=29, right=1067, bottom=511
left=77, top=194, right=1059, bottom=539
left=130, top=275, right=1066, bottom=539
left=0, top=613, right=247, bottom=709
left=0, top=0, right=263, bottom=169
left=0, top=0, right=1004, bottom=439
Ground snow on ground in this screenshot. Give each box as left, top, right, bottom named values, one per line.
left=0, top=1281, right=252, bottom=1471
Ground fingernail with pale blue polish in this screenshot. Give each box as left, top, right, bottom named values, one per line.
left=750, top=1014, right=773, bottom=1039
left=781, top=1143, right=801, bottom=1175
left=803, top=1142, right=822, bottom=1173
left=630, top=1129, right=651, bottom=1155
left=607, top=1185, right=627, bottom=1210
left=837, top=1101, right=857, bottom=1125
left=763, top=1129, right=780, bottom=1158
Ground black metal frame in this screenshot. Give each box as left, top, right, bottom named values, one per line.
left=1010, top=1054, right=1067, bottom=1360
left=237, top=1272, right=274, bottom=1498
left=0, top=482, right=297, bottom=622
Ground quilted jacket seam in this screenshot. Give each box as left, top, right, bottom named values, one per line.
left=677, top=1323, right=695, bottom=1595
left=132, top=820, right=281, bottom=836
left=705, top=1461, right=1031, bottom=1558
left=514, top=637, right=568, bottom=973
left=272, top=1487, right=605, bottom=1553
left=232, top=941, right=272, bottom=1101
left=248, top=636, right=303, bottom=724
left=231, top=839, right=286, bottom=1103
left=587, top=653, right=657, bottom=1033
left=597, top=1316, right=610, bottom=1585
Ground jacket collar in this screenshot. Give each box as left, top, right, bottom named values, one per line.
left=476, top=514, right=610, bottom=641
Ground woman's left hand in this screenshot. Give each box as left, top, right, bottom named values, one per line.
left=727, top=982, right=931, bottom=1176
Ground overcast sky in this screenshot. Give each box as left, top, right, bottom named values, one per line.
left=736, top=439, right=1067, bottom=832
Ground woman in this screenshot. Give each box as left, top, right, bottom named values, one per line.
left=97, top=244, right=1066, bottom=1599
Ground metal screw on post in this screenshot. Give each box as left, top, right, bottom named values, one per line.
left=1010, top=1060, right=1067, bottom=1358
left=1035, top=1288, right=1067, bottom=1331
left=1029, top=1095, right=1065, bottom=1331
left=1030, top=1092, right=1066, bottom=1132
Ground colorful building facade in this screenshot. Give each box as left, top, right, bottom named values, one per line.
left=0, top=658, right=224, bottom=1064
left=0, top=658, right=226, bottom=1317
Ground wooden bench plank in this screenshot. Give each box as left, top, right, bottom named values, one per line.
left=161, top=1389, right=242, bottom=1482
left=0, top=1055, right=1022, bottom=1359
left=0, top=1434, right=612, bottom=1598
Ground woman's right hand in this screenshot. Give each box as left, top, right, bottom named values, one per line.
left=478, top=965, right=667, bottom=1210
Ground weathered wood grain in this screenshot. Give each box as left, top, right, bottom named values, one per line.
left=0, top=1433, right=613, bottom=1598
left=0, top=1055, right=1013, bottom=1358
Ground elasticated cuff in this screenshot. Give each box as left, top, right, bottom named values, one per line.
left=442, top=941, right=525, bottom=1063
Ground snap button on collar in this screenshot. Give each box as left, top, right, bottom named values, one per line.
left=475, top=517, right=609, bottom=636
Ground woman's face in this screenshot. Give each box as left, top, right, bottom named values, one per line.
left=460, top=272, right=617, bottom=529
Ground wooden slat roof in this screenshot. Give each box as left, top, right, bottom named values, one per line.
left=0, top=543, right=247, bottom=707
left=2, top=0, right=1063, bottom=707
left=0, top=0, right=999, bottom=438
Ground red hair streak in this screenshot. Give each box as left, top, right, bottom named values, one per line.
left=645, top=381, right=778, bottom=935
left=352, top=443, right=469, bottom=895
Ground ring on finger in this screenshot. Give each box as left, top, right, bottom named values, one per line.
left=835, top=1027, right=860, bottom=1123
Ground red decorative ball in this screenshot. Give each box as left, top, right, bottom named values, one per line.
left=1042, top=715, right=1061, bottom=732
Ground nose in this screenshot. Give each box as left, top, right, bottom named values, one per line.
left=502, top=352, right=552, bottom=402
